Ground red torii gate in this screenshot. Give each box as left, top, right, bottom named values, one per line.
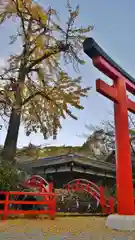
left=83, top=38, right=135, bottom=215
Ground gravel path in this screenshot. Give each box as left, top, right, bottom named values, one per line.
left=0, top=232, right=131, bottom=240
left=0, top=217, right=134, bottom=239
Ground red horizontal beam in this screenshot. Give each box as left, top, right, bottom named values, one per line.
left=93, top=56, right=135, bottom=95
left=127, top=98, right=135, bottom=114
left=0, top=191, right=56, bottom=221
left=7, top=209, right=51, bottom=215
left=96, top=79, right=118, bottom=102
left=0, top=191, right=56, bottom=197
left=0, top=200, right=54, bottom=205
left=0, top=210, right=55, bottom=215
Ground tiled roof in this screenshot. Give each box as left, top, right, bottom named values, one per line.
left=17, top=153, right=116, bottom=172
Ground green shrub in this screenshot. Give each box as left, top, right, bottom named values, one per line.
left=0, top=162, right=19, bottom=191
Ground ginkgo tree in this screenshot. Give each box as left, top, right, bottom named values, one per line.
left=0, top=0, right=93, bottom=162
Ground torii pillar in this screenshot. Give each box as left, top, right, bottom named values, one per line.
left=83, top=38, right=135, bottom=230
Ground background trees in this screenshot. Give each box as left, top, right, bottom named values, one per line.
left=83, top=113, right=135, bottom=162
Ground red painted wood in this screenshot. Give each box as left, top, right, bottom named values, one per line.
left=93, top=56, right=135, bottom=94
left=94, top=56, right=135, bottom=215
left=114, top=78, right=134, bottom=214
left=127, top=98, right=135, bottom=114
left=0, top=191, right=56, bottom=221
left=96, top=79, right=118, bottom=102
left=64, top=179, right=114, bottom=214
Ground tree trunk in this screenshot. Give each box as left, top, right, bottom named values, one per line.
left=2, top=107, right=21, bottom=162
left=2, top=71, right=25, bottom=163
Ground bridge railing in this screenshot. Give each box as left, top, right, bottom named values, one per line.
left=65, top=179, right=100, bottom=191
left=0, top=191, right=56, bottom=221
left=64, top=180, right=115, bottom=214
left=99, top=186, right=115, bottom=214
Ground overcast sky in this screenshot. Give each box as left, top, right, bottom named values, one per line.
left=0, top=0, right=135, bottom=148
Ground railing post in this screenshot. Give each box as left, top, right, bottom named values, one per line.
left=67, top=184, right=70, bottom=192
left=49, top=182, right=53, bottom=192
left=80, top=183, right=84, bottom=192
left=2, top=192, right=9, bottom=221
left=49, top=194, right=56, bottom=220
left=87, top=184, right=90, bottom=193
left=99, top=186, right=106, bottom=213
left=108, top=197, right=115, bottom=214
left=75, top=180, right=80, bottom=191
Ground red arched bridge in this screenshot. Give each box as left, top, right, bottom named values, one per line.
left=24, top=175, right=50, bottom=192
left=64, top=179, right=115, bottom=214
left=22, top=176, right=115, bottom=214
